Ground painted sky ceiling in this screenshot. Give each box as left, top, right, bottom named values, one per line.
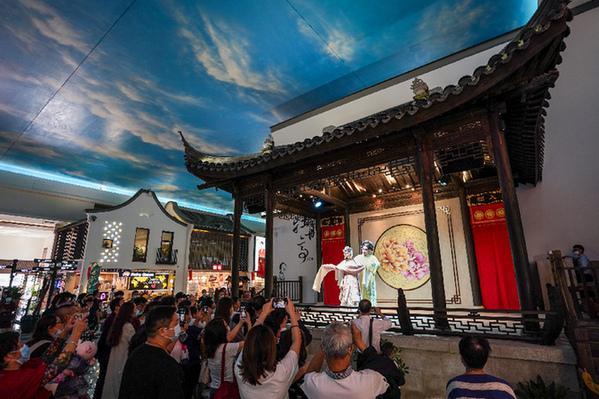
left=0, top=0, right=537, bottom=213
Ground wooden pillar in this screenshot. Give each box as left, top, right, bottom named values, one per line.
left=454, top=178, right=483, bottom=306
left=231, top=192, right=242, bottom=298
left=316, top=213, right=322, bottom=270
left=489, top=109, right=535, bottom=311
left=344, top=208, right=351, bottom=246
left=264, top=182, right=275, bottom=298
left=416, top=137, right=448, bottom=328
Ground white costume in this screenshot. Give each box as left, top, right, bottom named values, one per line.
left=319, top=247, right=365, bottom=307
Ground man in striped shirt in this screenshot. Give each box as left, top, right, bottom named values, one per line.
left=446, top=336, right=516, bottom=399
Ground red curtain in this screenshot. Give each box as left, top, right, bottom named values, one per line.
left=256, top=247, right=265, bottom=278
left=321, top=224, right=345, bottom=305
left=470, top=202, right=520, bottom=309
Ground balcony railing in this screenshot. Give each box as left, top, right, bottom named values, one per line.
left=156, top=248, right=178, bottom=265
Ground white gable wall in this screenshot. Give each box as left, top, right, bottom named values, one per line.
left=80, top=191, right=192, bottom=293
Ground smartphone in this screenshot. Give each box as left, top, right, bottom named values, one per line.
left=272, top=298, right=287, bottom=309
left=177, top=308, right=186, bottom=326
left=240, top=305, right=246, bottom=319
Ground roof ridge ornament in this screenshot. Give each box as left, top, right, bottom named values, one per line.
left=411, top=77, right=429, bottom=101
left=322, top=125, right=337, bottom=134
left=261, top=133, right=274, bottom=154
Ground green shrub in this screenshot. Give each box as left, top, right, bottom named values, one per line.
left=381, top=338, right=409, bottom=375
left=515, top=375, right=569, bottom=399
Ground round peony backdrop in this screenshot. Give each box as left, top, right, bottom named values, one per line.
left=374, top=224, right=431, bottom=290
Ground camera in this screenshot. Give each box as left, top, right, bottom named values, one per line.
left=240, top=305, right=246, bottom=319
left=272, top=298, right=287, bottom=308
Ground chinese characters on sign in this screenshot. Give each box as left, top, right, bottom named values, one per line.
left=292, top=215, right=315, bottom=265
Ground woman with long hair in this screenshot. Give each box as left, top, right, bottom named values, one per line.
left=203, top=317, right=248, bottom=398
left=235, top=299, right=313, bottom=399
left=215, top=297, right=247, bottom=342
left=101, top=301, right=135, bottom=399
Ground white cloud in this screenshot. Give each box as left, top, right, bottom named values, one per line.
left=174, top=10, right=286, bottom=94
left=20, top=0, right=89, bottom=51
left=417, top=0, right=487, bottom=50
left=154, top=183, right=179, bottom=192
left=297, top=20, right=356, bottom=61
left=246, top=111, right=277, bottom=126
left=133, top=77, right=206, bottom=108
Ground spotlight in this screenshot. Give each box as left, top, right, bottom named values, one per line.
left=313, top=199, right=323, bottom=208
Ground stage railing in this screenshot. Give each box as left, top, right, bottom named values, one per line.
left=272, top=276, right=303, bottom=303
left=551, top=255, right=599, bottom=319
left=295, top=288, right=563, bottom=344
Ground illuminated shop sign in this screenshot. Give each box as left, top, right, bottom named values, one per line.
left=127, top=272, right=170, bottom=290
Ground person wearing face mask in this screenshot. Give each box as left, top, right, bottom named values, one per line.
left=118, top=306, right=184, bottom=399
left=27, top=314, right=65, bottom=359
left=0, top=318, right=87, bottom=399
left=132, top=296, right=148, bottom=330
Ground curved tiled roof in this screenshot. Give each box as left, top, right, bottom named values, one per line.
left=167, top=201, right=254, bottom=234
left=182, top=0, right=571, bottom=181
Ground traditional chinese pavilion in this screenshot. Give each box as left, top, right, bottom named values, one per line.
left=181, top=0, right=571, bottom=321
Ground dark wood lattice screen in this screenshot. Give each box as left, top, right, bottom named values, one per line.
left=52, top=222, right=88, bottom=262
left=189, top=230, right=249, bottom=271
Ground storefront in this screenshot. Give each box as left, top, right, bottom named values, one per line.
left=80, top=190, right=192, bottom=296
left=96, top=269, right=175, bottom=300
left=165, top=202, right=264, bottom=296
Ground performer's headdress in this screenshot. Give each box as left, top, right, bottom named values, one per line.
left=342, top=246, right=353, bottom=256
left=361, top=240, right=374, bottom=251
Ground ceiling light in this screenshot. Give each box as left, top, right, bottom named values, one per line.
left=378, top=188, right=383, bottom=193
left=313, top=199, right=323, bottom=208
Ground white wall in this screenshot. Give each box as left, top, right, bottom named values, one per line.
left=80, top=191, right=192, bottom=293
left=272, top=43, right=504, bottom=145
left=518, top=6, right=599, bottom=261
left=0, top=214, right=57, bottom=260
left=0, top=228, right=54, bottom=260
left=350, top=198, right=474, bottom=307
left=273, top=216, right=318, bottom=303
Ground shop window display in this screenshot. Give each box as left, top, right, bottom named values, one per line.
left=132, top=228, right=149, bottom=262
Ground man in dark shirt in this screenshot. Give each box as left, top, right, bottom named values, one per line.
left=351, top=323, right=404, bottom=399
left=119, top=306, right=184, bottom=399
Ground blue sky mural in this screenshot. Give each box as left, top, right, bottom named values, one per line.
left=0, top=0, right=537, bottom=213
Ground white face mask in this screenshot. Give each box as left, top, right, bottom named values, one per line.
left=17, top=345, right=30, bottom=364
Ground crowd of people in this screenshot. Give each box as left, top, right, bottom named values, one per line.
left=0, top=288, right=517, bottom=399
